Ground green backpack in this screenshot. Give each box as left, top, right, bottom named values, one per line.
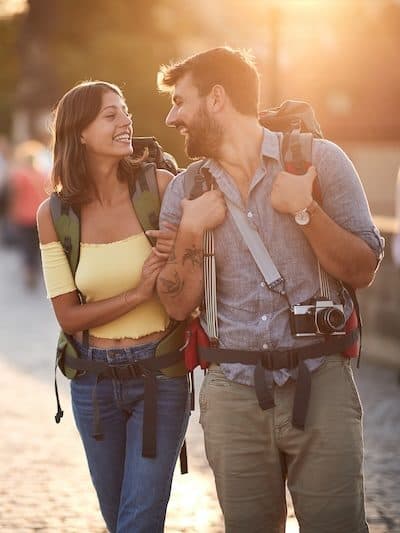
left=50, top=161, right=186, bottom=386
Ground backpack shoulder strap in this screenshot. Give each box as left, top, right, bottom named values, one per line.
left=131, top=162, right=161, bottom=246
left=281, top=130, right=322, bottom=204
left=183, top=159, right=212, bottom=199
left=49, top=193, right=81, bottom=275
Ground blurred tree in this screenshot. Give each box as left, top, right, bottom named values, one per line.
left=14, top=0, right=206, bottom=164
left=17, top=0, right=59, bottom=105
left=9, top=0, right=400, bottom=154
left=0, top=14, right=21, bottom=134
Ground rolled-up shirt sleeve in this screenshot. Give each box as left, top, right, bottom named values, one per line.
left=313, top=139, right=385, bottom=263
left=159, top=171, right=185, bottom=227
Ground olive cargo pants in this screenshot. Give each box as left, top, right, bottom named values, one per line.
left=199, top=355, right=368, bottom=533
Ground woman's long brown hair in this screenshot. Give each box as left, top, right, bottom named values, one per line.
left=51, top=80, right=143, bottom=206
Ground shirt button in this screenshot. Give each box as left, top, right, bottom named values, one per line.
left=247, top=211, right=253, bottom=218
left=261, top=315, right=267, bottom=321
left=260, top=281, right=266, bottom=288
left=262, top=343, right=268, bottom=350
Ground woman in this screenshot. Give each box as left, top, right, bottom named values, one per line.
left=37, top=81, right=190, bottom=533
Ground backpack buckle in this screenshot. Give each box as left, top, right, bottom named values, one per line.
left=63, top=236, right=72, bottom=257
left=261, top=351, right=273, bottom=370
left=110, top=363, right=143, bottom=380
left=286, top=349, right=298, bottom=369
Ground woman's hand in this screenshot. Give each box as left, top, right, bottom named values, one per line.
left=135, top=248, right=168, bottom=301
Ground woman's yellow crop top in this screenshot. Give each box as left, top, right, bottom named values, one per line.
left=39, top=233, right=169, bottom=340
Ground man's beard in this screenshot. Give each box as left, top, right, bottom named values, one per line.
left=183, top=105, right=223, bottom=160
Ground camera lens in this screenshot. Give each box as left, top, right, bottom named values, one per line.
left=316, top=307, right=346, bottom=334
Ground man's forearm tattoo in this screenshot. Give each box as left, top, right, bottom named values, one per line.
left=182, top=245, right=203, bottom=268
left=158, top=270, right=184, bottom=296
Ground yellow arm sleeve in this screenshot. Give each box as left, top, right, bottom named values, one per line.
left=39, top=241, right=77, bottom=298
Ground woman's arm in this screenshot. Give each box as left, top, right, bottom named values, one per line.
left=37, top=198, right=166, bottom=334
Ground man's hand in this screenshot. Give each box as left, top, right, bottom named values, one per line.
left=181, top=189, right=227, bottom=233
left=271, top=166, right=317, bottom=215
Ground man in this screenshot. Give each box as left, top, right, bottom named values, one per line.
left=156, top=47, right=383, bottom=532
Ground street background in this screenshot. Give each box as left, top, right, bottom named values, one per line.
left=0, top=0, right=399, bottom=531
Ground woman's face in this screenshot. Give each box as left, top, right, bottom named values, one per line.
left=80, top=90, right=133, bottom=160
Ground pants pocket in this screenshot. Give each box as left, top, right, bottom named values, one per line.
left=199, top=376, right=208, bottom=427
left=206, top=367, right=232, bottom=388
left=343, top=363, right=363, bottom=419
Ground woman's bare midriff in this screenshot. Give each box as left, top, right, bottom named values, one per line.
left=73, top=329, right=166, bottom=348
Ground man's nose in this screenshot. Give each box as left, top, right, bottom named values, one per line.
left=165, top=107, right=176, bottom=127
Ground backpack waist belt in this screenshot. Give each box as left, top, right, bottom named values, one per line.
left=199, top=329, right=359, bottom=430
left=64, top=345, right=186, bottom=469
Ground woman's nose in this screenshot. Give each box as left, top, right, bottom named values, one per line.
left=120, top=111, right=132, bottom=127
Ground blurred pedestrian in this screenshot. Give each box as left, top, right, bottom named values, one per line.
left=0, top=135, right=10, bottom=212
left=0, top=135, right=13, bottom=245
left=36, top=81, right=189, bottom=533
left=156, top=47, right=384, bottom=533
left=8, top=140, right=48, bottom=288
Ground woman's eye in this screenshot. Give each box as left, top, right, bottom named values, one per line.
left=105, top=114, right=116, bottom=119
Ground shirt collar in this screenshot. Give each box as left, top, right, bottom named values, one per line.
left=261, top=127, right=282, bottom=162
left=199, top=128, right=282, bottom=206
left=202, top=127, right=281, bottom=175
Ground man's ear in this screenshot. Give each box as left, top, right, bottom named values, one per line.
left=207, top=84, right=226, bottom=112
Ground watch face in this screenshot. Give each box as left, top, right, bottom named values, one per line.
left=294, top=209, right=311, bottom=226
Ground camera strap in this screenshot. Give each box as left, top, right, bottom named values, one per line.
left=225, top=198, right=286, bottom=296
left=227, top=195, right=332, bottom=304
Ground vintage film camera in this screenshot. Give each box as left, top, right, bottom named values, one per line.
left=290, top=298, right=346, bottom=337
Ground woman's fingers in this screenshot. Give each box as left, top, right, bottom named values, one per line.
left=160, top=221, right=178, bottom=232
left=151, top=247, right=170, bottom=260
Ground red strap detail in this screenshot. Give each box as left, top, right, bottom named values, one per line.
left=342, top=309, right=360, bottom=358
left=183, top=318, right=210, bottom=371
left=285, top=161, right=322, bottom=205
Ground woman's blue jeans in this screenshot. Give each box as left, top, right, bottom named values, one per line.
left=70, top=340, right=190, bottom=533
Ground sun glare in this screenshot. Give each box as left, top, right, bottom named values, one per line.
left=0, top=0, right=27, bottom=18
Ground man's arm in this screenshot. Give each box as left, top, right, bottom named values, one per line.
left=157, top=185, right=226, bottom=321
left=300, top=198, right=377, bottom=288
left=271, top=141, right=383, bottom=289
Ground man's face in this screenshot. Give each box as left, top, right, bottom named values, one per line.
left=165, top=73, right=222, bottom=159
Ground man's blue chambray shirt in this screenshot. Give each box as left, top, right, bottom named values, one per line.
left=160, top=128, right=384, bottom=388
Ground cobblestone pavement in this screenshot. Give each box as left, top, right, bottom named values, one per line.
left=1, top=245, right=399, bottom=532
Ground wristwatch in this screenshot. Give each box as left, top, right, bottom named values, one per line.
left=293, top=200, right=318, bottom=226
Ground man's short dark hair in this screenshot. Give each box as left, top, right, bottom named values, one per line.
left=158, top=46, right=260, bottom=117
